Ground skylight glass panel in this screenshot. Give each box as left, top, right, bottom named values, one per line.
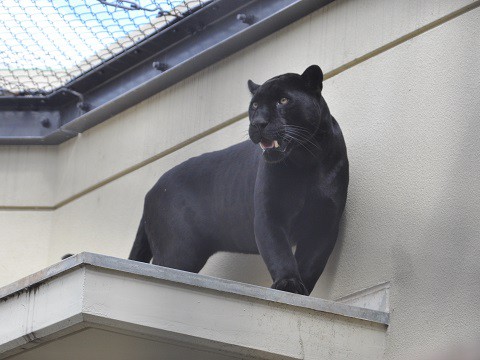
left=0, top=0, right=210, bottom=95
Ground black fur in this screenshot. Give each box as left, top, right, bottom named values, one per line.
left=129, top=65, right=349, bottom=295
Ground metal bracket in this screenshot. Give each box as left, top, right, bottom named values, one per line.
left=60, top=88, right=91, bottom=114
left=237, top=13, right=255, bottom=25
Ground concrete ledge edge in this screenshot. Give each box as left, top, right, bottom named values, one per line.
left=0, top=252, right=389, bottom=326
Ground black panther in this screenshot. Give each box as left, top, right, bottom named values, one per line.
left=129, top=65, right=349, bottom=295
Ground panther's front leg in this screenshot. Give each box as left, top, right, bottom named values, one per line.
left=254, top=213, right=308, bottom=295
left=254, top=165, right=309, bottom=295
left=293, top=196, right=344, bottom=294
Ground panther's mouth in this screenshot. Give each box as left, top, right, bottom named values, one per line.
left=259, top=138, right=291, bottom=163
left=259, top=139, right=280, bottom=151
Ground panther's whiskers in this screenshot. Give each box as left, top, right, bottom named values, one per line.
left=283, top=126, right=322, bottom=152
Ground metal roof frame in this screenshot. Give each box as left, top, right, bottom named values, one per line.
left=0, top=0, right=333, bottom=145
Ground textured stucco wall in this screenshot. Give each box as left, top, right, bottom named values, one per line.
left=318, top=8, right=480, bottom=358
left=1, top=0, right=479, bottom=358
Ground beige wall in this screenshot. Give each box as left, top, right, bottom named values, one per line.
left=1, top=0, right=479, bottom=358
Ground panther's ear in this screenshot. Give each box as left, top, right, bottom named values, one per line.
left=301, top=65, right=323, bottom=94
left=247, top=80, right=260, bottom=95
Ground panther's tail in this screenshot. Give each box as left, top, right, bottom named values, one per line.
left=128, top=215, right=152, bottom=263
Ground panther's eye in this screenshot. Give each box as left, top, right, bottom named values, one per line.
left=251, top=102, right=258, bottom=109
left=279, top=97, right=289, bottom=105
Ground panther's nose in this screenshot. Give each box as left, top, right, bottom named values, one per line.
left=251, top=117, right=268, bottom=128
left=249, top=122, right=264, bottom=144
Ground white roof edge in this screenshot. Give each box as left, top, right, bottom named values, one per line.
left=0, top=252, right=389, bottom=325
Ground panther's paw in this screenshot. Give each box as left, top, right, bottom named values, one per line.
left=272, top=278, right=309, bottom=296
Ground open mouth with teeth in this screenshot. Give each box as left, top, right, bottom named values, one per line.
left=258, top=138, right=291, bottom=163
left=259, top=139, right=281, bottom=151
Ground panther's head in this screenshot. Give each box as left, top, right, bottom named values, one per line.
left=248, top=65, right=324, bottom=164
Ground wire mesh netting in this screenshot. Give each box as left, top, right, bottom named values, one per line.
left=0, top=0, right=211, bottom=96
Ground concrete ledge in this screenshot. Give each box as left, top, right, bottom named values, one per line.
left=0, top=253, right=388, bottom=359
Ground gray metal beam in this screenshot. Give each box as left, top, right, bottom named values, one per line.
left=0, top=0, right=334, bottom=145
